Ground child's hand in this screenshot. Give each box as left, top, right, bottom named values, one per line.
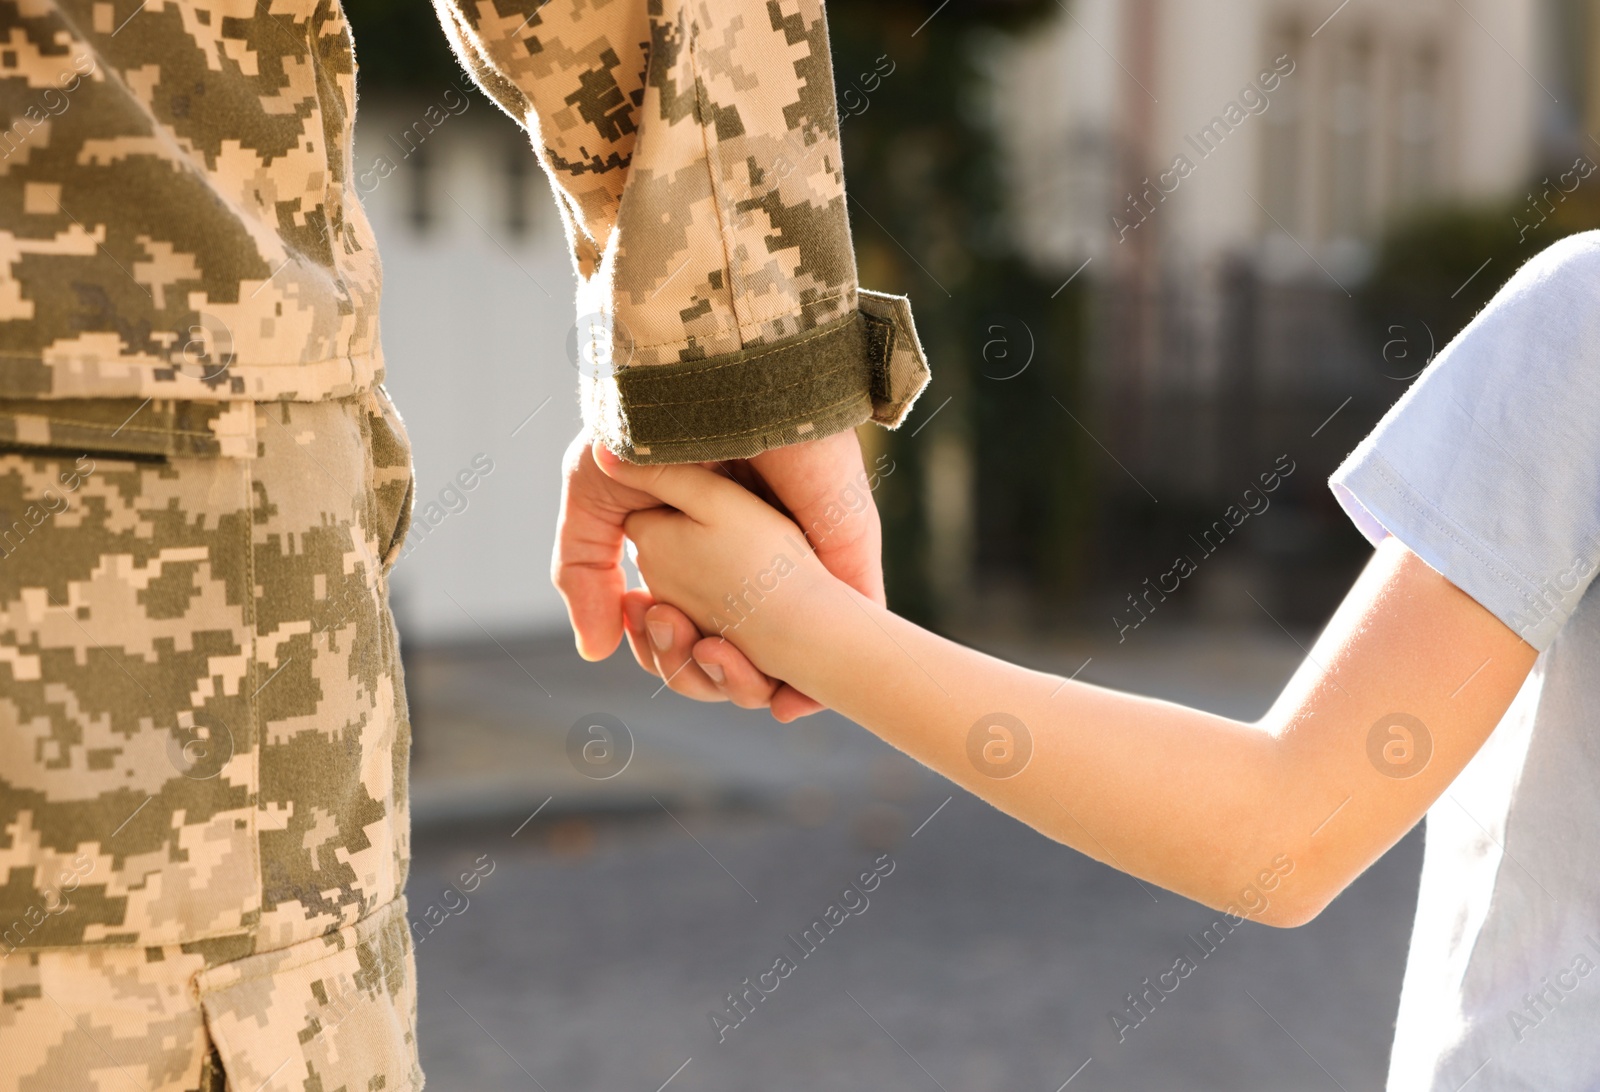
left=595, top=443, right=833, bottom=679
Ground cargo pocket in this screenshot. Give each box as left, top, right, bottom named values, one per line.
left=364, top=385, right=415, bottom=572
left=197, top=898, right=422, bottom=1092
left=0, top=398, right=263, bottom=953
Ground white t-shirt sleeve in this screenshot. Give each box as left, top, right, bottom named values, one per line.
left=1330, top=230, right=1600, bottom=651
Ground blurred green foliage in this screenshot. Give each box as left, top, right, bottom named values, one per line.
left=829, top=3, right=1091, bottom=624
left=343, top=1, right=465, bottom=91
left=1361, top=163, right=1600, bottom=361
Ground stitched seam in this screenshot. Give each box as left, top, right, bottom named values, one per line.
left=686, top=25, right=747, bottom=346
left=202, top=900, right=406, bottom=986
left=624, top=288, right=857, bottom=352
left=0, top=351, right=376, bottom=368
left=1367, top=457, right=1534, bottom=589
left=631, top=392, right=870, bottom=444
left=731, top=289, right=856, bottom=334
left=241, top=430, right=264, bottom=953
left=621, top=318, right=857, bottom=384
left=0, top=418, right=217, bottom=440
left=1363, top=456, right=1544, bottom=611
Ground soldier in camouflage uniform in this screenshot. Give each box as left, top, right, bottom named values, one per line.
left=0, top=1, right=928, bottom=1088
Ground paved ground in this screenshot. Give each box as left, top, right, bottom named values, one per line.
left=404, top=626, right=1421, bottom=1091
left=405, top=625, right=1309, bottom=825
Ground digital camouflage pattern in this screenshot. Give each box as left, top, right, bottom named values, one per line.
left=0, top=0, right=928, bottom=461
left=0, top=396, right=258, bottom=458
left=436, top=0, right=931, bottom=461
left=1, top=940, right=227, bottom=1091
left=0, top=904, right=417, bottom=1091
left=0, top=389, right=419, bottom=1089
left=0, top=0, right=926, bottom=1086
left=0, top=1, right=383, bottom=403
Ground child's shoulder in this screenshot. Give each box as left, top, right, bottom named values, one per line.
left=1517, top=229, right=1600, bottom=287
left=1427, top=231, right=1600, bottom=384
left=1468, top=230, right=1600, bottom=340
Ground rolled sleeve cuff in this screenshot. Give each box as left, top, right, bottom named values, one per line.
left=594, top=289, right=930, bottom=464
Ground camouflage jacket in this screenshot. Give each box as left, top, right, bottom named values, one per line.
left=0, top=0, right=929, bottom=463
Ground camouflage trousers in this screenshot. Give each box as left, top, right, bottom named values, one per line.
left=0, top=390, right=421, bottom=1090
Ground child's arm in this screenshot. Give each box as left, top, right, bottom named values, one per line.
left=605, top=446, right=1537, bottom=927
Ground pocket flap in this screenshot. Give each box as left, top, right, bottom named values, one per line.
left=0, top=398, right=257, bottom=459
left=196, top=899, right=421, bottom=1091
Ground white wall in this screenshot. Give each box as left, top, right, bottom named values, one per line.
left=354, top=101, right=581, bottom=641
left=1452, top=0, right=1542, bottom=199
left=990, top=0, right=1120, bottom=266
left=1156, top=0, right=1267, bottom=263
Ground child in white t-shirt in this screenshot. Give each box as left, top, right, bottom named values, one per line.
left=606, top=232, right=1600, bottom=1091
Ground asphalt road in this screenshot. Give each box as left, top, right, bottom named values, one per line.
left=408, top=769, right=1422, bottom=1091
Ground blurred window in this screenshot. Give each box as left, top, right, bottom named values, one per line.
left=1261, top=19, right=1306, bottom=234
left=1326, top=32, right=1374, bottom=240
left=1392, top=41, right=1442, bottom=208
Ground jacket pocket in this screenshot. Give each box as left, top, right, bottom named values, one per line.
left=197, top=898, right=422, bottom=1092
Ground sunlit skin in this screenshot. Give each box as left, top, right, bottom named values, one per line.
left=597, top=442, right=1538, bottom=927
left=551, top=427, right=885, bottom=720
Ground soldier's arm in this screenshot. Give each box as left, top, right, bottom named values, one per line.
left=430, top=0, right=928, bottom=464
left=431, top=0, right=915, bottom=713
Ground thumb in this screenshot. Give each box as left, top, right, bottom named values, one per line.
left=748, top=432, right=886, bottom=605
left=592, top=441, right=743, bottom=522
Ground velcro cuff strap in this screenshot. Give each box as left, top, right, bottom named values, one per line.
left=614, top=310, right=886, bottom=464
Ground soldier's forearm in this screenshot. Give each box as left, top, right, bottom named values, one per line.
left=432, top=0, right=930, bottom=463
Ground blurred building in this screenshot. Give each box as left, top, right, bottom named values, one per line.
left=979, top=0, right=1568, bottom=621
left=349, top=0, right=1577, bottom=643
left=993, top=0, right=1551, bottom=500
left=1575, top=0, right=1600, bottom=134
left=1001, top=0, right=1548, bottom=266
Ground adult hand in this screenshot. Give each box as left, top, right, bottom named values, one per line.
left=552, top=427, right=886, bottom=721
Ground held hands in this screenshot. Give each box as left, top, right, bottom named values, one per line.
left=603, top=441, right=826, bottom=640
left=600, top=443, right=839, bottom=719
left=551, top=429, right=881, bottom=721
